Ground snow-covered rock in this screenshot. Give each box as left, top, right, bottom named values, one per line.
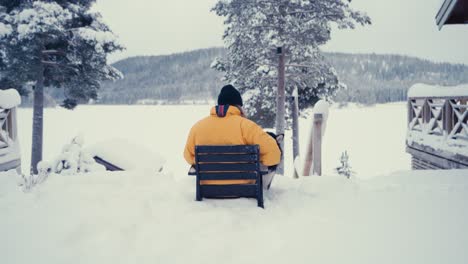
left=86, top=139, right=166, bottom=172
left=0, top=89, right=21, bottom=109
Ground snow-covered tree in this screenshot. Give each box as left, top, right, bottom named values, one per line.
left=212, top=0, right=371, bottom=127
left=0, top=1, right=123, bottom=174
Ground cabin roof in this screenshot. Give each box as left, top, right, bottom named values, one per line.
left=436, top=0, right=468, bottom=29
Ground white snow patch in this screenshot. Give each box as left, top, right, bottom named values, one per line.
left=76, top=27, right=118, bottom=52
left=86, top=139, right=165, bottom=172
left=408, top=83, right=468, bottom=98
left=0, top=22, right=12, bottom=37
left=0, top=169, right=467, bottom=263
left=0, top=89, right=21, bottom=109
left=15, top=2, right=72, bottom=40
left=313, top=99, right=329, bottom=134
left=407, top=130, right=468, bottom=157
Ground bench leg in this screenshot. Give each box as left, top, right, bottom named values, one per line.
left=257, top=198, right=264, bottom=208
left=257, top=175, right=264, bottom=208
left=196, top=178, right=202, bottom=201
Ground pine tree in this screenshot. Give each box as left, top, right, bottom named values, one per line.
left=0, top=1, right=123, bottom=174
left=212, top=0, right=371, bottom=127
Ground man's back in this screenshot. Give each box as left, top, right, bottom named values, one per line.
left=184, top=85, right=281, bottom=185
left=184, top=105, right=280, bottom=167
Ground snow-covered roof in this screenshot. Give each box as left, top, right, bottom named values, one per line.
left=408, top=83, right=468, bottom=98
left=0, top=89, right=21, bottom=109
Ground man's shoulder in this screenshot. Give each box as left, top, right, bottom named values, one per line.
left=191, top=116, right=213, bottom=129
left=239, top=117, right=260, bottom=128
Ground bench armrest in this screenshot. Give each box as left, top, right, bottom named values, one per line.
left=188, top=166, right=197, bottom=176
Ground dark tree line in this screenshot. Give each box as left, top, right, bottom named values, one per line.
left=18, top=48, right=468, bottom=106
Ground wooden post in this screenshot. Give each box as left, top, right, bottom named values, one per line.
left=7, top=107, right=18, bottom=141
left=276, top=47, right=286, bottom=175
left=291, top=87, right=300, bottom=178
left=312, top=114, right=323, bottom=176
left=302, top=123, right=313, bottom=176
left=423, top=98, right=430, bottom=133
left=408, top=99, right=414, bottom=129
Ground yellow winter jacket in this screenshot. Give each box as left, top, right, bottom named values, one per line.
left=184, top=106, right=281, bottom=185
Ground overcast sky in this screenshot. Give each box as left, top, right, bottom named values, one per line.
left=93, top=0, right=468, bottom=65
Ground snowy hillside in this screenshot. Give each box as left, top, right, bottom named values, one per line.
left=23, top=48, right=468, bottom=106
left=1, top=103, right=467, bottom=264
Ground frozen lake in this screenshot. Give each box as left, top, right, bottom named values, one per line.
left=16, top=103, right=411, bottom=178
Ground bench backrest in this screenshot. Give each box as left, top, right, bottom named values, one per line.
left=194, top=145, right=263, bottom=208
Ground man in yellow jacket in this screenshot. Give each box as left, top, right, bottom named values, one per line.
left=184, top=85, right=281, bottom=187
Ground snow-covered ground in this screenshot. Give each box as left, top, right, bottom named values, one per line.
left=1, top=103, right=467, bottom=264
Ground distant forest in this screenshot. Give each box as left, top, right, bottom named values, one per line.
left=30, top=47, right=468, bottom=106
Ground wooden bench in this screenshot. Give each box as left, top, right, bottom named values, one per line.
left=192, top=145, right=265, bottom=208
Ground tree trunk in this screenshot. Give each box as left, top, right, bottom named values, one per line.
left=276, top=47, right=286, bottom=175
left=30, top=63, right=44, bottom=175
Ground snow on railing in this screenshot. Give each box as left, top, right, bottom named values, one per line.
left=407, top=84, right=468, bottom=141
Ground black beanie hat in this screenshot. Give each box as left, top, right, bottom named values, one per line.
left=217, top=84, right=243, bottom=106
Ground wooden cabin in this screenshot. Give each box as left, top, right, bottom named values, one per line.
left=0, top=89, right=21, bottom=173
left=406, top=84, right=468, bottom=169
left=436, top=0, right=468, bottom=29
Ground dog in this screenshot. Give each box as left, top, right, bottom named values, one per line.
left=262, top=132, right=284, bottom=189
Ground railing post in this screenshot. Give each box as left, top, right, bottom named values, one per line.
left=302, top=126, right=313, bottom=176
left=444, top=99, right=453, bottom=137
left=312, top=114, right=323, bottom=176
left=8, top=107, right=18, bottom=141
left=408, top=99, right=413, bottom=129
left=423, top=98, right=431, bottom=133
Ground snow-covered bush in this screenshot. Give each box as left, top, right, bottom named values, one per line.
left=37, top=135, right=105, bottom=181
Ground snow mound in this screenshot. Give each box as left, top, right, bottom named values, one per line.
left=0, top=89, right=21, bottom=109
left=408, top=83, right=468, bottom=98
left=86, top=139, right=165, bottom=172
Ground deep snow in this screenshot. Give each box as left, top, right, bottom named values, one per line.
left=1, top=169, right=467, bottom=264
left=2, top=103, right=467, bottom=264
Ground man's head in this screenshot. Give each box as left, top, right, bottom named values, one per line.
left=217, top=84, right=243, bottom=106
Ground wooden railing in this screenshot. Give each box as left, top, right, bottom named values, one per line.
left=408, top=97, right=468, bottom=140
left=0, top=107, right=20, bottom=172
left=407, top=93, right=468, bottom=169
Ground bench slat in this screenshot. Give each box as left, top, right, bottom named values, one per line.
left=196, top=145, right=259, bottom=154
left=201, top=184, right=257, bottom=198
left=194, top=144, right=264, bottom=208
left=197, top=154, right=258, bottom=163
left=198, top=163, right=257, bottom=172
left=199, top=172, right=258, bottom=180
